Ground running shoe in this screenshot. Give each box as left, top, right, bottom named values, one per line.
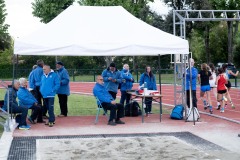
left=231, top=105, right=235, bottom=109
left=220, top=107, right=225, bottom=113
left=217, top=105, right=221, bottom=110
left=18, top=125, right=30, bottom=130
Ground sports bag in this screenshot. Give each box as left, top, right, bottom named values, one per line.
left=170, top=105, right=184, bottom=120
left=125, top=101, right=142, bottom=117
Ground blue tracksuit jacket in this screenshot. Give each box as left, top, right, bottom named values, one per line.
left=28, top=66, right=43, bottom=89
left=185, top=67, right=198, bottom=90
left=56, top=67, right=70, bottom=96
left=93, top=83, right=114, bottom=104
left=139, top=73, right=157, bottom=90
left=40, top=71, right=60, bottom=98
left=120, top=69, right=134, bottom=91
left=17, top=87, right=37, bottom=108
left=102, top=68, right=122, bottom=93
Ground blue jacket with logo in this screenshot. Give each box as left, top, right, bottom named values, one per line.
left=17, top=87, right=37, bottom=108
left=40, top=71, right=60, bottom=98
left=28, top=66, right=43, bottom=89
left=93, top=83, right=114, bottom=104
left=185, top=67, right=198, bottom=90
left=102, top=68, right=122, bottom=93
left=139, top=73, right=157, bottom=90
left=2, top=87, right=18, bottom=111
left=120, top=69, right=134, bottom=91
left=56, top=67, right=70, bottom=96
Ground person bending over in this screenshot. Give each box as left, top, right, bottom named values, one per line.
left=17, top=77, right=44, bottom=124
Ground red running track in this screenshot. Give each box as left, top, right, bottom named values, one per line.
left=70, top=82, right=240, bottom=123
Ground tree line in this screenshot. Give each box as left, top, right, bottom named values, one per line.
left=0, top=0, right=240, bottom=72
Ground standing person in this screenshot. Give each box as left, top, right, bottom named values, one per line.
left=28, top=60, right=48, bottom=118
left=2, top=80, right=30, bottom=130
left=198, top=63, right=213, bottom=114
left=40, top=65, right=60, bottom=127
left=56, top=61, right=70, bottom=117
left=185, top=58, right=198, bottom=109
left=209, top=63, right=220, bottom=109
left=222, top=63, right=239, bottom=109
left=139, top=66, right=157, bottom=115
left=120, top=64, right=134, bottom=106
left=102, top=62, right=122, bottom=99
left=216, top=68, right=228, bottom=113
left=17, top=78, right=44, bottom=124
left=93, top=75, right=125, bottom=126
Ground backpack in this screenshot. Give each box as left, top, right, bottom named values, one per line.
left=170, top=105, right=184, bottom=120
left=125, top=101, right=142, bottom=117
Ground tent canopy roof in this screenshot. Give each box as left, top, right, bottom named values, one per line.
left=14, top=5, right=189, bottom=56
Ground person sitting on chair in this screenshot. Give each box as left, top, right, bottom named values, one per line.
left=93, top=75, right=125, bottom=126
left=2, top=80, right=30, bottom=130
left=17, top=78, right=44, bottom=124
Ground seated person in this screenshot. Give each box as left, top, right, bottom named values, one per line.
left=93, top=75, right=125, bottom=126
left=17, top=78, right=44, bottom=124
left=2, top=80, right=30, bottom=130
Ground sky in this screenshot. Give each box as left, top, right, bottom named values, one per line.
left=5, top=0, right=170, bottom=39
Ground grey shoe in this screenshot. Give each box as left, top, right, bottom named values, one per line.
left=108, top=121, right=116, bottom=126
left=115, top=120, right=125, bottom=124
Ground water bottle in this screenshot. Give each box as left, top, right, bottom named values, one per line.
left=143, top=82, right=147, bottom=95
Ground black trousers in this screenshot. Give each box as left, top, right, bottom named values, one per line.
left=30, top=104, right=43, bottom=122
left=108, top=91, right=117, bottom=100
left=101, top=102, right=124, bottom=122
left=58, top=94, right=68, bottom=116
left=31, top=86, right=47, bottom=116
left=186, top=90, right=197, bottom=108
left=145, top=97, right=153, bottom=113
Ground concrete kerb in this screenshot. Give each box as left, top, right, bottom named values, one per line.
left=0, top=131, right=13, bottom=160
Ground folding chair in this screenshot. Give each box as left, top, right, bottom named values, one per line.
left=95, top=97, right=108, bottom=124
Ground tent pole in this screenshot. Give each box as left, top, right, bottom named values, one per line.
left=158, top=54, right=162, bottom=122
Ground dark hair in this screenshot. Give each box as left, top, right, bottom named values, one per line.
left=209, top=63, right=215, bottom=72
left=218, top=68, right=224, bottom=74
left=222, top=63, right=227, bottom=71
left=145, top=66, right=153, bottom=77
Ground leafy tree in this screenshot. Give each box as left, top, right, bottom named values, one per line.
left=210, top=0, right=240, bottom=63
left=0, top=0, right=11, bottom=51
left=32, top=0, right=75, bottom=23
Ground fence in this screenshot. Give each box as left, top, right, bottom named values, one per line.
left=0, top=68, right=239, bottom=87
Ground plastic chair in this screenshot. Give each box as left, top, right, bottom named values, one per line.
left=95, top=97, right=108, bottom=124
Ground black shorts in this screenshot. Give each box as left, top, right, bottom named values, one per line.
left=225, top=81, right=231, bottom=88
left=218, top=90, right=227, bottom=94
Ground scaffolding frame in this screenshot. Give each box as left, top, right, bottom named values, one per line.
left=173, top=10, right=240, bottom=120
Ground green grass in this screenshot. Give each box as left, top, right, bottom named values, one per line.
left=0, top=88, right=171, bottom=136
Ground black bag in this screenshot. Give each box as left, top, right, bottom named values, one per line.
left=125, top=101, right=142, bottom=117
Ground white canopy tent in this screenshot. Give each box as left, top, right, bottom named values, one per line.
left=14, top=4, right=189, bottom=56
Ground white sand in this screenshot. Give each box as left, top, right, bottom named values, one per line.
left=36, top=136, right=223, bottom=160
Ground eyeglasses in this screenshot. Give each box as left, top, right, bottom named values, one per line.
left=98, top=79, right=103, bottom=81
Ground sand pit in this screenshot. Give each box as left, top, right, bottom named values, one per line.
left=36, top=136, right=219, bottom=160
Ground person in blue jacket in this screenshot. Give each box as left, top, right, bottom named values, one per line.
left=120, top=64, right=134, bottom=106
left=139, top=66, right=157, bottom=115
left=40, top=65, right=60, bottom=127
left=28, top=60, right=48, bottom=118
left=102, top=62, right=122, bottom=100
left=56, top=61, right=70, bottom=117
left=3, top=80, right=30, bottom=130
left=93, top=75, right=125, bottom=126
left=17, top=78, right=44, bottom=124
left=185, top=58, right=198, bottom=108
